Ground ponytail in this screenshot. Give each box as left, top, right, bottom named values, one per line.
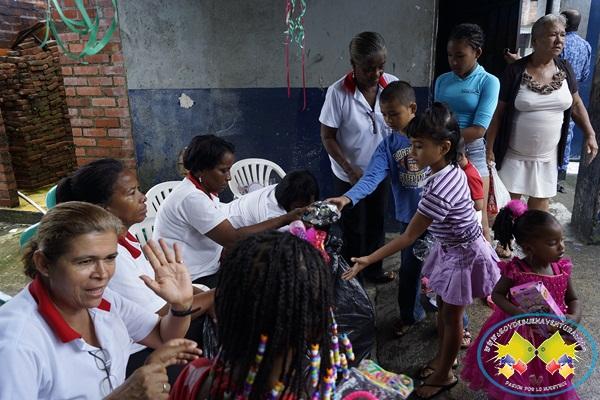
left=492, top=200, right=558, bottom=248
left=22, top=239, right=40, bottom=279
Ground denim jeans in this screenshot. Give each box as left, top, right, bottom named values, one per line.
left=398, top=222, right=426, bottom=324
left=465, top=138, right=489, bottom=178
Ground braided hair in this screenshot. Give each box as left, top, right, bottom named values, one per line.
left=448, top=23, right=485, bottom=50
left=212, top=231, right=334, bottom=399
left=492, top=207, right=559, bottom=249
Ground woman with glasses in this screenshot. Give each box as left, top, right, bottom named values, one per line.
left=0, top=202, right=201, bottom=399
left=319, top=31, right=398, bottom=284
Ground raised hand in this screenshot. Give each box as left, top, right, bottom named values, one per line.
left=141, top=239, right=193, bottom=309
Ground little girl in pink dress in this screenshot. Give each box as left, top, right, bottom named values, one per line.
left=461, top=200, right=581, bottom=400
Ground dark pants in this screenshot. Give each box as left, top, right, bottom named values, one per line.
left=397, top=222, right=425, bottom=325
left=333, top=175, right=388, bottom=279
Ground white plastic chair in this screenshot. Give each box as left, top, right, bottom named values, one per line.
left=129, top=217, right=155, bottom=247
left=228, top=158, right=286, bottom=198
left=145, top=181, right=180, bottom=218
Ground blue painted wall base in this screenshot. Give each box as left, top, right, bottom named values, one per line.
left=129, top=86, right=430, bottom=230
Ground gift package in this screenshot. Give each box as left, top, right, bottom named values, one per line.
left=334, top=360, right=413, bottom=400
left=509, top=281, right=564, bottom=317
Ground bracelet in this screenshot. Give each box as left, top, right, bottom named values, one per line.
left=170, top=305, right=194, bottom=317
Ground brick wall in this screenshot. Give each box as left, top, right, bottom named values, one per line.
left=0, top=0, right=46, bottom=49
left=0, top=106, right=18, bottom=207
left=57, top=0, right=136, bottom=169
left=0, top=39, right=77, bottom=190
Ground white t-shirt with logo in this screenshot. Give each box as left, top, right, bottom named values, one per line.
left=223, top=184, right=287, bottom=230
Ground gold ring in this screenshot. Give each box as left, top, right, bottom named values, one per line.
left=162, top=382, right=170, bottom=393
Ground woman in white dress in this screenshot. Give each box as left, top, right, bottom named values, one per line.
left=486, top=14, right=597, bottom=211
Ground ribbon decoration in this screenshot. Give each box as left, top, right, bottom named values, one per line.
left=41, top=0, right=119, bottom=61
left=284, top=0, right=307, bottom=111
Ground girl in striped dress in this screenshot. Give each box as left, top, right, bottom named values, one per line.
left=342, top=102, right=499, bottom=399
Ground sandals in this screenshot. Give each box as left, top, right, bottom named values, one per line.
left=461, top=329, right=472, bottom=349
left=392, top=318, right=424, bottom=338
left=495, top=243, right=512, bottom=259
left=414, top=376, right=459, bottom=399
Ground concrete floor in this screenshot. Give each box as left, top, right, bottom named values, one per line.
left=371, top=171, right=600, bottom=399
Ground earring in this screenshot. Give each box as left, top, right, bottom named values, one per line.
left=309, top=344, right=321, bottom=388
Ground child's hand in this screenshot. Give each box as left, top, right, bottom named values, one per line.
left=326, top=196, right=351, bottom=211
left=342, top=256, right=371, bottom=280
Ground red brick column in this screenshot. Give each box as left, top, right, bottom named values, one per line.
left=0, top=107, right=19, bottom=207
left=57, top=0, right=136, bottom=169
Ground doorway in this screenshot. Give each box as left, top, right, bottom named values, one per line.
left=435, top=0, right=522, bottom=79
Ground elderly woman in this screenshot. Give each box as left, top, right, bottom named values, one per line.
left=56, top=158, right=214, bottom=376
left=0, top=202, right=201, bottom=399
left=486, top=14, right=598, bottom=212
left=154, top=134, right=302, bottom=287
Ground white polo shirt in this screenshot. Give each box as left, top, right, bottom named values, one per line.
left=223, top=184, right=288, bottom=230
left=111, top=232, right=167, bottom=354
left=0, top=277, right=158, bottom=400
left=153, top=177, right=226, bottom=281
left=319, top=72, right=398, bottom=182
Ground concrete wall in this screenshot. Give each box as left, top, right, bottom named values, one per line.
left=117, top=0, right=436, bottom=198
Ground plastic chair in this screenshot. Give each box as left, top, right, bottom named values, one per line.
left=45, top=185, right=57, bottom=209
left=228, top=158, right=286, bottom=198
left=145, top=181, right=180, bottom=218
left=129, top=217, right=155, bottom=247
left=19, top=222, right=39, bottom=248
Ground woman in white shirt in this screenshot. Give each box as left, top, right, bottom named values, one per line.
left=154, top=135, right=303, bottom=287
left=0, top=202, right=201, bottom=399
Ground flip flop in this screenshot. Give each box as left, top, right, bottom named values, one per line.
left=414, top=376, right=459, bottom=400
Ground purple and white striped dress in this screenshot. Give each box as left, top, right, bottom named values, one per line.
left=418, top=164, right=500, bottom=306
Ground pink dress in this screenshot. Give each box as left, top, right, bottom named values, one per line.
left=461, top=257, right=578, bottom=400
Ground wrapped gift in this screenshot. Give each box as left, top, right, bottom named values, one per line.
left=356, top=359, right=413, bottom=399
left=509, top=281, right=564, bottom=317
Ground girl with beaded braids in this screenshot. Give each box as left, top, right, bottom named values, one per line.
left=345, top=103, right=500, bottom=399
left=170, top=231, right=355, bottom=399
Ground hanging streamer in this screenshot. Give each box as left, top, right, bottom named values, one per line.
left=284, top=0, right=307, bottom=111
left=41, top=0, right=119, bottom=61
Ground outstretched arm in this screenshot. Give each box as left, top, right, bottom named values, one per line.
left=342, top=212, right=432, bottom=280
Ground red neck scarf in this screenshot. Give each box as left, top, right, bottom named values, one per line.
left=187, top=172, right=218, bottom=200
left=117, top=231, right=141, bottom=259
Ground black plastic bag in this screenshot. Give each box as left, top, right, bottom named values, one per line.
left=201, top=316, right=220, bottom=359
left=326, top=228, right=376, bottom=365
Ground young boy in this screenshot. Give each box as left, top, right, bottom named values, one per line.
left=328, top=81, right=427, bottom=336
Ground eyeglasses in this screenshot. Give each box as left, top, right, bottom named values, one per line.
left=88, top=348, right=116, bottom=396
left=367, top=111, right=378, bottom=135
